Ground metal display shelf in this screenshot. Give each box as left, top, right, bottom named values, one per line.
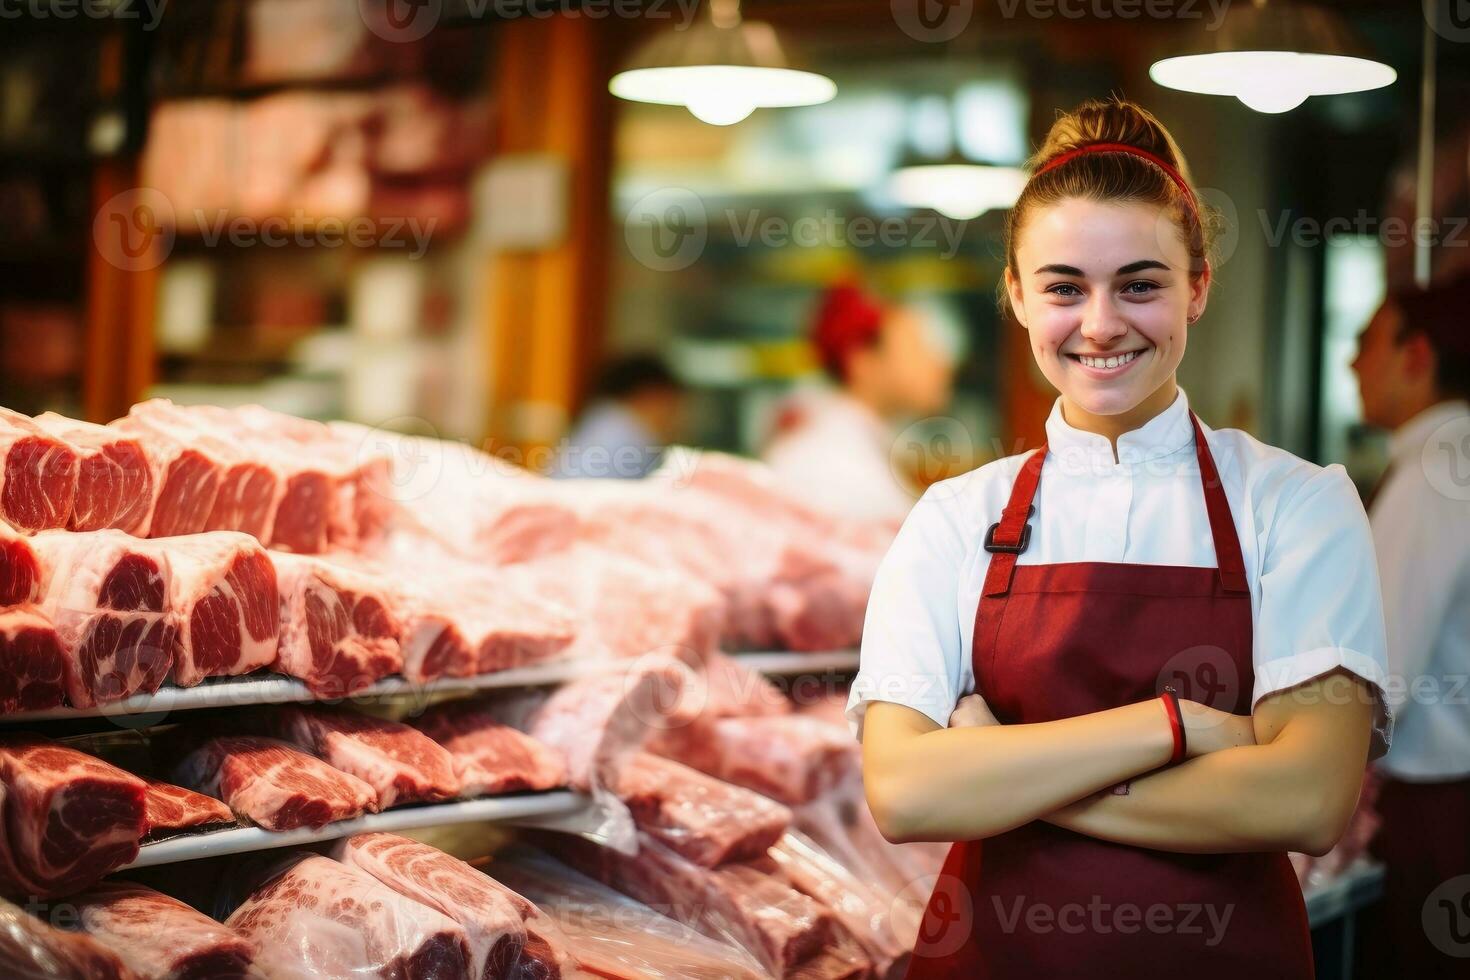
left=1, top=651, right=859, bottom=723
left=122, top=791, right=588, bottom=870
left=1305, top=859, right=1384, bottom=928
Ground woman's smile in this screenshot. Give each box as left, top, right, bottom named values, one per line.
left=1066, top=347, right=1149, bottom=378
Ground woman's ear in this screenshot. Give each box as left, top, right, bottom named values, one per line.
left=1187, top=260, right=1212, bottom=322
left=1005, top=267, right=1027, bottom=329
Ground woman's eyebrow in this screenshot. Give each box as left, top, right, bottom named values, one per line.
left=1032, top=259, right=1171, bottom=277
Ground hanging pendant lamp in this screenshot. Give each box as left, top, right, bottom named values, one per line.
left=1149, top=0, right=1395, bottom=114
left=609, top=0, right=836, bottom=126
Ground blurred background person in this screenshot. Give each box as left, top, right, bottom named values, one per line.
left=1352, top=273, right=1470, bottom=979
left=549, top=353, right=687, bottom=480
left=763, top=280, right=955, bottom=522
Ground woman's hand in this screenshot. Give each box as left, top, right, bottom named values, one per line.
left=1177, top=699, right=1256, bottom=758
left=949, top=693, right=1000, bottom=728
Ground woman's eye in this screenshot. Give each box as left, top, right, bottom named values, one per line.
left=1122, top=280, right=1159, bottom=294
left=1045, top=283, right=1082, bottom=297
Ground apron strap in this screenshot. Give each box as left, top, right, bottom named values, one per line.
left=980, top=414, right=1250, bottom=598
left=981, top=446, right=1046, bottom=597
left=1190, top=413, right=1250, bottom=594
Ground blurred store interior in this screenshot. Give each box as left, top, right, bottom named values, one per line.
left=1, top=0, right=1464, bottom=489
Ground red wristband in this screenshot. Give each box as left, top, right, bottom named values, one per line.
left=1161, top=686, right=1186, bottom=765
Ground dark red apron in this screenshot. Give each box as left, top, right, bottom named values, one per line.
left=906, top=414, right=1313, bottom=979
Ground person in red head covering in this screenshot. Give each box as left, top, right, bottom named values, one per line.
left=1352, top=273, right=1470, bottom=979
left=763, top=279, right=955, bottom=522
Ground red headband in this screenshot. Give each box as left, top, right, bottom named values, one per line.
left=1032, top=142, right=1199, bottom=217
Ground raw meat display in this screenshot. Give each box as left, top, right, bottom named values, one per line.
left=0, top=409, right=78, bottom=533
left=0, top=606, right=66, bottom=714
left=30, top=414, right=152, bottom=535
left=170, top=735, right=377, bottom=831
left=655, top=714, right=859, bottom=805
left=769, top=832, right=909, bottom=978
left=266, top=705, right=461, bottom=809
left=109, top=409, right=226, bottom=539
left=553, top=831, right=838, bottom=977
left=0, top=737, right=147, bottom=899
left=702, top=650, right=793, bottom=718
left=72, top=880, right=258, bottom=980
left=335, top=833, right=530, bottom=980
left=26, top=531, right=175, bottom=708
left=225, top=854, right=471, bottom=980
left=141, top=778, right=235, bottom=833
left=409, top=700, right=567, bottom=797
left=612, top=752, right=792, bottom=867
left=491, top=845, right=769, bottom=980
left=0, top=895, right=139, bottom=980
left=271, top=552, right=402, bottom=695
left=162, top=532, right=278, bottom=687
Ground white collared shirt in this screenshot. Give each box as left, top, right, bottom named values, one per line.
left=763, top=389, right=916, bottom=523
left=1370, top=400, right=1470, bottom=781
left=847, top=389, right=1393, bottom=760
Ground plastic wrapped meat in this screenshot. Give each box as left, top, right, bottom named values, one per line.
left=701, top=651, right=792, bottom=719
left=0, top=895, right=139, bottom=980
left=335, top=833, right=529, bottom=980
left=552, top=831, right=836, bottom=976
left=264, top=705, right=461, bottom=810
left=408, top=700, right=566, bottom=797
left=141, top=778, right=234, bottom=833
left=0, top=736, right=147, bottom=900
left=72, top=881, right=258, bottom=979
left=0, top=606, right=66, bottom=715
left=270, top=552, right=403, bottom=696
left=225, top=854, right=471, bottom=980
left=654, top=714, right=859, bottom=806
left=0, top=519, right=42, bottom=605
left=30, top=414, right=153, bottom=535
left=170, top=736, right=377, bottom=831
left=613, top=752, right=792, bottom=868
left=490, top=845, right=768, bottom=980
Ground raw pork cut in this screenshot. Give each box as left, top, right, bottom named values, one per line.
left=0, top=896, right=139, bottom=980
left=162, top=532, right=278, bottom=687
left=271, top=552, right=401, bottom=696
left=702, top=649, right=793, bottom=718
left=410, top=700, right=566, bottom=796
left=109, top=407, right=225, bottom=538
left=73, top=881, right=258, bottom=980
left=27, top=530, right=175, bottom=708
left=554, top=832, right=835, bottom=976
left=141, top=778, right=234, bottom=832
left=0, top=737, right=146, bottom=899
left=0, top=409, right=77, bottom=532
left=0, top=515, right=43, bottom=604
left=171, top=736, right=376, bottom=831
left=31, top=414, right=153, bottom=534
left=267, top=706, right=461, bottom=810
left=225, top=854, right=471, bottom=980
left=491, top=845, right=768, bottom=980
left=388, top=556, right=578, bottom=682
left=654, top=714, right=858, bottom=805
left=335, top=833, right=528, bottom=980
left=613, top=752, right=792, bottom=867
left=0, top=607, right=66, bottom=714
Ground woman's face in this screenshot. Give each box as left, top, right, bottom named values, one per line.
left=1005, top=198, right=1209, bottom=423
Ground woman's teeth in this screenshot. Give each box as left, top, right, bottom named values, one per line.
left=1076, top=350, right=1141, bottom=369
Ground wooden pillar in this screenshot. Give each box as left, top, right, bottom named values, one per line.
left=484, top=15, right=614, bottom=459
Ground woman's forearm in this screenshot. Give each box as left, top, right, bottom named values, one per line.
left=1043, top=743, right=1334, bottom=854
left=863, top=699, right=1176, bottom=843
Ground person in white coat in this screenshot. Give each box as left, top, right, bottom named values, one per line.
left=1352, top=272, right=1470, bottom=977
left=763, top=281, right=955, bottom=522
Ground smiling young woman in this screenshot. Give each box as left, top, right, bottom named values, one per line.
left=849, top=99, right=1393, bottom=978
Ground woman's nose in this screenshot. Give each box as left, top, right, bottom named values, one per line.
left=1079, top=299, right=1129, bottom=344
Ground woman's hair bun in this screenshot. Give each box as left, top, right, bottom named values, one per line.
left=1031, top=97, right=1191, bottom=184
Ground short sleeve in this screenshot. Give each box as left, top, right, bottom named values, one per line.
left=1252, top=465, right=1394, bottom=759
left=846, top=485, right=969, bottom=739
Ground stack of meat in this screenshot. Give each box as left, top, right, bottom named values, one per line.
left=0, top=400, right=890, bottom=715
